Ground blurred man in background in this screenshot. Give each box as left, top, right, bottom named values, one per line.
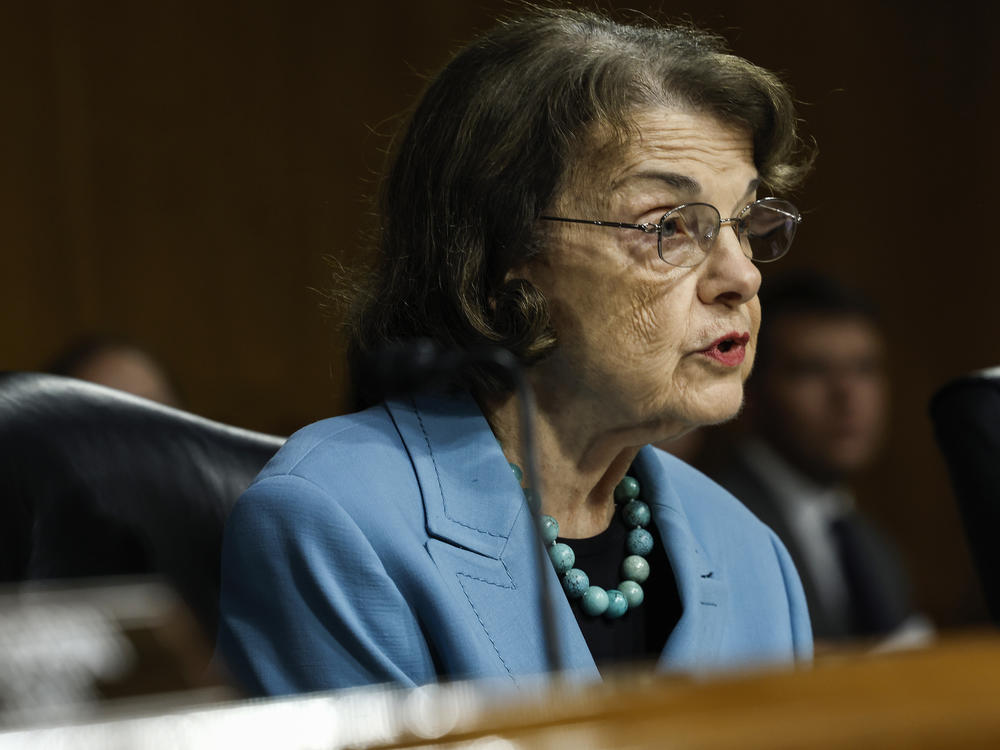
left=708, top=271, right=929, bottom=644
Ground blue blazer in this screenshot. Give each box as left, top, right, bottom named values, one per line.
left=217, top=391, right=812, bottom=695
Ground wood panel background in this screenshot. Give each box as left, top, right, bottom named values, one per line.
left=2, top=1, right=997, bottom=627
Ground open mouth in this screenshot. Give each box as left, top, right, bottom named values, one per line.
left=701, top=333, right=750, bottom=366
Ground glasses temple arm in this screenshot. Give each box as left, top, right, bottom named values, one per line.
left=539, top=216, right=658, bottom=233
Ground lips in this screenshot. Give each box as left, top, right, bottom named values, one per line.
left=699, top=332, right=750, bottom=367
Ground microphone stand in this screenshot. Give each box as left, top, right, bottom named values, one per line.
left=479, top=348, right=564, bottom=678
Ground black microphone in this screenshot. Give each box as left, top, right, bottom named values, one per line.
left=363, top=338, right=564, bottom=676
left=361, top=339, right=481, bottom=396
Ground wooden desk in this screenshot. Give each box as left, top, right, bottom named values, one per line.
left=4, top=632, right=1000, bottom=749
left=401, top=633, right=1000, bottom=749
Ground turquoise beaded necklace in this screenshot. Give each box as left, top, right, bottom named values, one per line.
left=509, top=460, right=653, bottom=619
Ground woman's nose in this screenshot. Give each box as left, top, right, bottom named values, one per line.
left=697, top=225, right=762, bottom=306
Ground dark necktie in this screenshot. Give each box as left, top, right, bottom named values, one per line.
left=829, top=513, right=911, bottom=636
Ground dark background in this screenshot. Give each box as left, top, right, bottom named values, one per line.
left=3, top=1, right=997, bottom=627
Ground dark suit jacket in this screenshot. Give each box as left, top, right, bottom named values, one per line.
left=710, top=444, right=912, bottom=640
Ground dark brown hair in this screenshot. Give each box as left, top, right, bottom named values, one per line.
left=347, top=6, right=812, bottom=407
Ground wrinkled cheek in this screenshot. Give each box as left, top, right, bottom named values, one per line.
left=627, top=323, right=661, bottom=362
left=626, top=292, right=678, bottom=355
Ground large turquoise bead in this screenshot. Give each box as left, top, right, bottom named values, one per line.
left=613, top=476, right=640, bottom=502
left=626, top=528, right=654, bottom=556
left=548, top=543, right=575, bottom=574
left=618, top=580, right=644, bottom=607
left=538, top=515, right=559, bottom=543
left=562, top=568, right=589, bottom=599
left=509, top=463, right=523, bottom=483
left=621, top=500, right=651, bottom=528
left=605, top=589, right=628, bottom=619
left=581, top=586, right=609, bottom=616
left=621, top=554, right=650, bottom=583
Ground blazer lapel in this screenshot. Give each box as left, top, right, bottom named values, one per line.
left=634, top=448, right=728, bottom=671
left=386, top=392, right=599, bottom=686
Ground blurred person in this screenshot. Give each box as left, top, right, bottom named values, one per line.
left=708, top=271, right=929, bottom=643
left=48, top=337, right=181, bottom=407
left=216, top=7, right=815, bottom=695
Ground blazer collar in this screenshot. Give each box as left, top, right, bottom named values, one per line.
left=385, top=391, right=598, bottom=682
left=384, top=390, right=523, bottom=558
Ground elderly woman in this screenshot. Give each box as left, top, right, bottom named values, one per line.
left=217, top=7, right=812, bottom=695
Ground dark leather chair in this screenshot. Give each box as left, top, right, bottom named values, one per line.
left=930, top=367, right=1000, bottom=625
left=0, top=372, right=285, bottom=641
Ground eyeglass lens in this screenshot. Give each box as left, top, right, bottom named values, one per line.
left=658, top=199, right=799, bottom=267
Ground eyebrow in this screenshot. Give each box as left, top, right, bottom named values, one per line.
left=742, top=178, right=763, bottom=200
left=615, top=171, right=702, bottom=194
left=616, top=172, right=763, bottom=206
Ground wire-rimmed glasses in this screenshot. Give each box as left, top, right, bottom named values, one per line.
left=540, top=197, right=802, bottom=268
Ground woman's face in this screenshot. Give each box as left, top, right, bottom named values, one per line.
left=517, top=108, right=763, bottom=440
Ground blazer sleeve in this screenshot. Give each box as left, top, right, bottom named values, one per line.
left=215, top=473, right=437, bottom=695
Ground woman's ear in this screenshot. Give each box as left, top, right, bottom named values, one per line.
left=503, top=242, right=552, bottom=289
left=503, top=261, right=532, bottom=285
left=490, top=276, right=556, bottom=362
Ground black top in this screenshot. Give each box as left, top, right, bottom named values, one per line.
left=559, top=511, right=681, bottom=672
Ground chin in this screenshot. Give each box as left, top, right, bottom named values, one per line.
left=674, top=382, right=746, bottom=429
